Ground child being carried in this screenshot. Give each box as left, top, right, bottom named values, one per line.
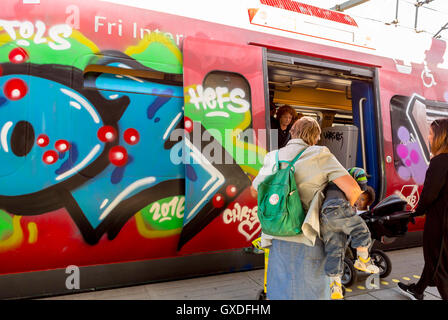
left=320, top=167, right=379, bottom=300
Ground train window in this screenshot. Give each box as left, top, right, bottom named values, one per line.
left=83, top=64, right=183, bottom=95
left=390, top=95, right=436, bottom=183
left=200, top=71, right=254, bottom=162
left=201, top=71, right=252, bottom=118
left=203, top=71, right=251, bottom=93
left=201, top=70, right=252, bottom=128
left=73, top=59, right=185, bottom=180
left=390, top=95, right=448, bottom=179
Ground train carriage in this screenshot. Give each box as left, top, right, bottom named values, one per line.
left=0, top=0, right=446, bottom=298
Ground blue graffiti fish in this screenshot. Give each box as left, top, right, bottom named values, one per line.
left=0, top=59, right=184, bottom=244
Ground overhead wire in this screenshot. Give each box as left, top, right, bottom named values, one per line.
left=334, top=0, right=448, bottom=38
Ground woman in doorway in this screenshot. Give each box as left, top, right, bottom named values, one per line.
left=398, top=118, right=448, bottom=300
left=275, top=105, right=297, bottom=149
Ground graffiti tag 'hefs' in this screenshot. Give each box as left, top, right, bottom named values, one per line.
left=188, top=85, right=251, bottom=118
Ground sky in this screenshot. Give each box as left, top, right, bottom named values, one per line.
left=300, top=0, right=448, bottom=39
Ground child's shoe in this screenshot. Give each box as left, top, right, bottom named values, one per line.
left=330, top=281, right=344, bottom=300
left=354, top=255, right=380, bottom=274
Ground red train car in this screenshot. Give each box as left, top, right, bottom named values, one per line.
left=0, top=0, right=446, bottom=298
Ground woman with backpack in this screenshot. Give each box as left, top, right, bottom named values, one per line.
left=251, top=116, right=362, bottom=299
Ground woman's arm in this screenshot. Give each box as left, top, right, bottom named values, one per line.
left=332, top=174, right=362, bottom=206
left=317, top=146, right=362, bottom=206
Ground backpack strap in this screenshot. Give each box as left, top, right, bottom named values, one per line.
left=291, top=147, right=308, bottom=164
left=271, top=150, right=280, bottom=172
left=278, top=147, right=308, bottom=173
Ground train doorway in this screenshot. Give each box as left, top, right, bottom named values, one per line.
left=265, top=50, right=382, bottom=199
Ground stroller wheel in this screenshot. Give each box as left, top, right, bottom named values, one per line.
left=370, top=249, right=392, bottom=278
left=342, top=257, right=357, bottom=287
left=257, top=289, right=267, bottom=300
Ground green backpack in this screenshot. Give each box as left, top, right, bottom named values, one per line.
left=257, top=148, right=307, bottom=236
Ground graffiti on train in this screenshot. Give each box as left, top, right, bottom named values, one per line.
left=394, top=126, right=427, bottom=184
left=390, top=94, right=436, bottom=186
left=223, top=204, right=260, bottom=241
left=0, top=17, right=260, bottom=255
left=180, top=65, right=264, bottom=248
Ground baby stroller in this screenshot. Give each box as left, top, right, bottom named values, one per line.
left=341, top=194, right=414, bottom=287
left=253, top=194, right=414, bottom=299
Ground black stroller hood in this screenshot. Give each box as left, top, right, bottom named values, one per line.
left=363, top=195, right=412, bottom=241
left=371, top=194, right=407, bottom=216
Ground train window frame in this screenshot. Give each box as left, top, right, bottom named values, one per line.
left=390, top=94, right=448, bottom=171
left=83, top=64, right=183, bottom=96
left=202, top=70, right=251, bottom=95
left=201, top=70, right=253, bottom=124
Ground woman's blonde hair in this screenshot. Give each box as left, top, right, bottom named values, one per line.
left=430, top=118, right=448, bottom=156
left=290, top=116, right=321, bottom=145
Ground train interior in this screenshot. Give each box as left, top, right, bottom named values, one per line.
left=266, top=50, right=380, bottom=199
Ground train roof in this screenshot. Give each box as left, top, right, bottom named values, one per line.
left=101, top=0, right=448, bottom=70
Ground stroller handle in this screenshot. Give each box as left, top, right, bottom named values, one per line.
left=365, top=210, right=413, bottom=223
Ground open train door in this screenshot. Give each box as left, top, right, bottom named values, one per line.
left=351, top=81, right=380, bottom=198
left=178, top=37, right=268, bottom=252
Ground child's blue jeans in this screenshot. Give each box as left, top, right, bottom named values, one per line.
left=320, top=198, right=372, bottom=277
